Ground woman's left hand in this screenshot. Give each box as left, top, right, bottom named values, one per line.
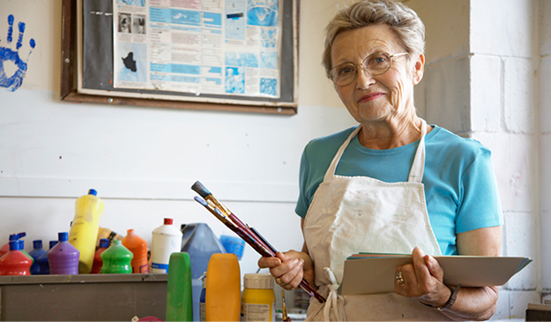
left=394, top=246, right=452, bottom=307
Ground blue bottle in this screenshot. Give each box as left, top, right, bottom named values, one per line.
left=29, top=240, right=46, bottom=274
left=37, top=240, right=58, bottom=274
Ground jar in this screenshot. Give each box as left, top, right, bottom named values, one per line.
left=242, top=273, right=276, bottom=321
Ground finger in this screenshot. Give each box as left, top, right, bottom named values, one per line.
left=16, top=22, right=26, bottom=50
left=286, top=259, right=305, bottom=288
left=7, top=14, right=14, bottom=43
left=424, top=255, right=444, bottom=281
left=412, top=247, right=431, bottom=283
left=257, top=256, right=281, bottom=269
left=273, top=258, right=300, bottom=284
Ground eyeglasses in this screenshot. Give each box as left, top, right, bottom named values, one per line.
left=328, top=52, right=408, bottom=86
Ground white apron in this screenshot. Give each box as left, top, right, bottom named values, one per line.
left=303, top=120, right=450, bottom=321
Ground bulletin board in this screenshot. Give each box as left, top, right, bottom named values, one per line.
left=60, top=0, right=299, bottom=115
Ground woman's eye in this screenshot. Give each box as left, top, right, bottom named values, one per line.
left=339, top=66, right=354, bottom=76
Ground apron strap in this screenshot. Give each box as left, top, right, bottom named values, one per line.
left=323, top=126, right=361, bottom=183
left=407, top=119, right=427, bottom=184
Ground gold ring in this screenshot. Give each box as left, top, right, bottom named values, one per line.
left=276, top=277, right=283, bottom=285
left=395, top=271, right=405, bottom=284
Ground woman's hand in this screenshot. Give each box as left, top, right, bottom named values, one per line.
left=394, top=247, right=452, bottom=307
left=257, top=250, right=315, bottom=290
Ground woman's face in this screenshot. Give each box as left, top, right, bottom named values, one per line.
left=330, top=24, right=423, bottom=124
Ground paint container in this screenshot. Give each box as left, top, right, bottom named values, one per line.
left=199, top=275, right=207, bottom=322
left=165, top=252, right=193, bottom=322
left=205, top=253, right=241, bottom=321
left=181, top=223, right=226, bottom=321
left=69, top=189, right=105, bottom=274
left=150, top=218, right=182, bottom=274
left=48, top=232, right=80, bottom=275
left=101, top=240, right=133, bottom=274
left=90, top=238, right=110, bottom=274
left=28, top=240, right=46, bottom=274
left=122, top=229, right=149, bottom=273
left=242, top=273, right=276, bottom=322
left=0, top=233, right=30, bottom=259
left=0, top=241, right=32, bottom=276
left=37, top=240, right=58, bottom=274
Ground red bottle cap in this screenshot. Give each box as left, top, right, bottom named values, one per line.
left=164, top=218, right=173, bottom=225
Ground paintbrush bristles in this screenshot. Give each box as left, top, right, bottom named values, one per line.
left=191, top=181, right=210, bottom=198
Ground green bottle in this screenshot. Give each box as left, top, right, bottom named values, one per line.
left=166, top=252, right=193, bottom=321
left=100, top=240, right=133, bottom=274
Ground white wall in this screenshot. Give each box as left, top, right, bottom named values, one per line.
left=0, top=0, right=355, bottom=280
left=409, top=0, right=544, bottom=319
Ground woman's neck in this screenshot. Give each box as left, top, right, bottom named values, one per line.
left=357, top=115, right=429, bottom=150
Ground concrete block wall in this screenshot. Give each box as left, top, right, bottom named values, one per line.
left=410, top=0, right=545, bottom=319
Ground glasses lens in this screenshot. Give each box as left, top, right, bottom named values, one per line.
left=331, top=63, right=356, bottom=86
left=365, top=53, right=391, bottom=76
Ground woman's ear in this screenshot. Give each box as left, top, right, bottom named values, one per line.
left=412, top=53, right=425, bottom=85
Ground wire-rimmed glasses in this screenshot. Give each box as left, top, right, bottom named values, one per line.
left=328, top=52, right=408, bottom=86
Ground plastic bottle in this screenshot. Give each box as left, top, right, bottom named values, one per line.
left=0, top=241, right=33, bottom=275
left=242, top=273, right=276, bottom=322
left=181, top=223, right=226, bottom=321
left=219, top=235, right=245, bottom=261
left=90, top=238, right=110, bottom=274
left=150, top=218, right=182, bottom=274
left=205, top=253, right=241, bottom=321
left=200, top=275, right=206, bottom=322
left=101, top=240, right=133, bottom=274
left=48, top=232, right=80, bottom=275
left=165, top=252, right=193, bottom=322
left=68, top=189, right=105, bottom=274
left=28, top=240, right=46, bottom=274
left=37, top=240, right=58, bottom=275
left=96, top=226, right=124, bottom=247
left=122, top=229, right=149, bottom=273
left=0, top=233, right=31, bottom=259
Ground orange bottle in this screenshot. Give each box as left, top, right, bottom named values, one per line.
left=90, top=238, right=110, bottom=274
left=122, top=229, right=149, bottom=273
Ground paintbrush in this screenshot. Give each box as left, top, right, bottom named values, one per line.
left=191, top=181, right=326, bottom=303
left=192, top=181, right=274, bottom=254
left=281, top=289, right=291, bottom=322
left=194, top=196, right=273, bottom=256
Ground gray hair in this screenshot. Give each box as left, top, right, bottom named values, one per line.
left=322, top=0, right=425, bottom=76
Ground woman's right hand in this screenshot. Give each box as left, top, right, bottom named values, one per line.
left=257, top=250, right=315, bottom=289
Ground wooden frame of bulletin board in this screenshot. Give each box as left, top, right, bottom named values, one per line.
left=61, top=0, right=299, bottom=115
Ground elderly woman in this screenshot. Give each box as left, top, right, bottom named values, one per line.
left=258, top=0, right=503, bottom=320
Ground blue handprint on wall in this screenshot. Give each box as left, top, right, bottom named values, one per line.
left=0, top=15, right=36, bottom=92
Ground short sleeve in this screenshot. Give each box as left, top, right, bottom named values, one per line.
left=295, top=145, right=311, bottom=218
left=456, top=150, right=504, bottom=233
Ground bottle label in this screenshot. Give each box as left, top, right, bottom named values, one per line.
left=200, top=302, right=206, bottom=321
left=243, top=303, right=271, bottom=321
left=151, top=262, right=168, bottom=273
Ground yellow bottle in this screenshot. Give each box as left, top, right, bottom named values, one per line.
left=242, top=273, right=276, bottom=321
left=205, top=253, right=241, bottom=321
left=68, top=189, right=105, bottom=274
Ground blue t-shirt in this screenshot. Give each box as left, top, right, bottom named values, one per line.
left=296, top=125, right=503, bottom=255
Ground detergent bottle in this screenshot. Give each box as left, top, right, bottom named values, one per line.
left=0, top=241, right=33, bottom=276
left=101, top=240, right=133, bottom=274
left=28, top=240, right=46, bottom=274
left=90, top=238, right=110, bottom=274
left=122, top=229, right=149, bottom=273
left=69, top=189, right=105, bottom=274
left=150, top=218, right=182, bottom=274
left=48, top=232, right=80, bottom=275
left=37, top=240, right=58, bottom=274
left=181, top=223, right=226, bottom=321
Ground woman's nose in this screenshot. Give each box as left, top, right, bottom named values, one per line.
left=356, top=66, right=375, bottom=89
